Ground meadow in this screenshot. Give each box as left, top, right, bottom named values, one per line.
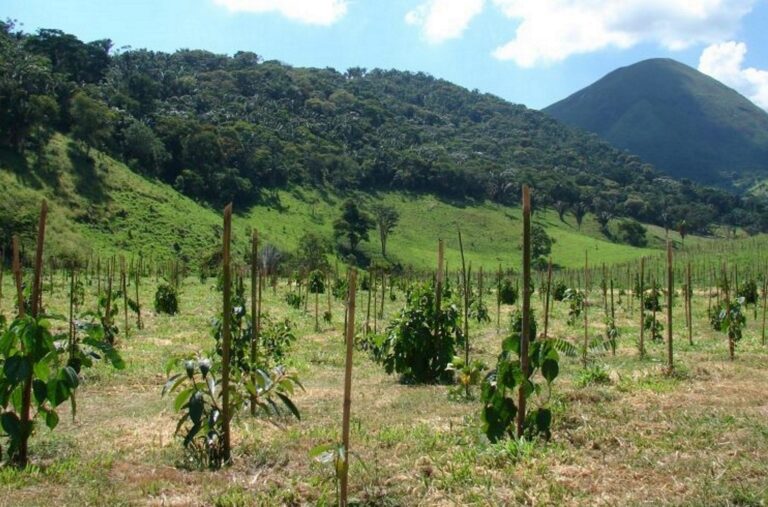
left=0, top=253, right=766, bottom=506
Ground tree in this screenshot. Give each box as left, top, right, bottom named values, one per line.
left=677, top=220, right=688, bottom=247
left=333, top=200, right=374, bottom=252
left=572, top=202, right=587, bottom=230
left=371, top=204, right=399, bottom=257
left=596, top=210, right=612, bottom=235
left=69, top=91, right=115, bottom=153
left=617, top=220, right=648, bottom=247
left=531, top=224, right=554, bottom=260
left=554, top=201, right=568, bottom=222
left=296, top=232, right=331, bottom=272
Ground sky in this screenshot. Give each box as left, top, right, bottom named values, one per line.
left=4, top=0, right=768, bottom=110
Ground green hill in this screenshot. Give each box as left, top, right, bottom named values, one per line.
left=3, top=23, right=767, bottom=237
left=544, top=58, right=768, bottom=188
left=3, top=134, right=700, bottom=271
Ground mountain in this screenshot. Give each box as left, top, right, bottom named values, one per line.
left=2, top=22, right=768, bottom=252
left=544, top=58, right=768, bottom=188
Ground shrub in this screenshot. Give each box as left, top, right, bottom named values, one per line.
left=154, top=283, right=179, bottom=315
left=366, top=282, right=463, bottom=384
left=498, top=278, right=518, bottom=305
left=284, top=292, right=302, bottom=309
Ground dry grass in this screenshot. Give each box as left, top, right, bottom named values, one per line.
left=1, top=275, right=767, bottom=506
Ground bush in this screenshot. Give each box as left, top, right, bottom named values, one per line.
left=284, top=292, right=302, bottom=309
left=366, top=282, right=463, bottom=384
left=617, top=220, right=648, bottom=247
left=737, top=280, right=758, bottom=306
left=498, top=278, right=518, bottom=305
left=154, top=283, right=179, bottom=315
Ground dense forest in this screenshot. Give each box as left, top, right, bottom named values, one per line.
left=2, top=20, right=768, bottom=235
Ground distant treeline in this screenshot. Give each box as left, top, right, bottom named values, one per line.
left=2, top=20, right=767, bottom=234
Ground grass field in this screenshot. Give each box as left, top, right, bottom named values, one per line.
left=1, top=269, right=766, bottom=506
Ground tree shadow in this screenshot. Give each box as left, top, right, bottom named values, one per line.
left=0, top=147, right=45, bottom=190
left=66, top=144, right=109, bottom=204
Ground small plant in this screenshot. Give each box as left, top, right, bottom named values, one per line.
left=644, top=314, right=664, bottom=342
left=643, top=285, right=661, bottom=312
left=154, top=283, right=179, bottom=315
left=284, top=292, right=302, bottom=309
left=575, top=363, right=611, bottom=387
left=737, top=280, right=758, bottom=306
left=552, top=281, right=568, bottom=302
left=468, top=297, right=491, bottom=323
left=446, top=355, right=486, bottom=400
left=481, top=311, right=560, bottom=442
left=365, top=282, right=463, bottom=384
left=332, top=277, right=348, bottom=300
left=563, top=288, right=584, bottom=326
left=710, top=297, right=747, bottom=359
left=0, top=315, right=78, bottom=465
left=163, top=355, right=301, bottom=469
left=498, top=278, right=518, bottom=305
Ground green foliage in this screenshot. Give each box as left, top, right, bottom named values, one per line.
left=644, top=314, right=664, bottom=342
left=617, top=220, right=648, bottom=247
left=333, top=200, right=374, bottom=254
left=710, top=298, right=747, bottom=344
left=365, top=282, right=463, bottom=384
left=0, top=315, right=73, bottom=463
left=468, top=297, right=491, bottom=323
left=531, top=224, right=554, bottom=260
left=162, top=356, right=301, bottom=469
left=295, top=232, right=330, bottom=273
left=643, top=285, right=661, bottom=312
left=481, top=310, right=559, bottom=442
left=446, top=355, right=486, bottom=400
left=154, top=283, right=179, bottom=315
left=737, top=280, right=759, bottom=306
left=307, top=270, right=325, bottom=294
left=331, top=277, right=348, bottom=300
left=545, top=58, right=768, bottom=190
left=575, top=364, right=611, bottom=388
left=283, top=292, right=302, bottom=309
left=498, top=278, right=518, bottom=305
left=552, top=281, right=568, bottom=301
left=563, top=289, right=584, bottom=325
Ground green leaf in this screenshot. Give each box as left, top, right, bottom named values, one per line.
left=61, top=366, right=80, bottom=389
left=33, top=360, right=51, bottom=382
left=32, top=379, right=47, bottom=404
left=174, top=387, right=194, bottom=412
left=1, top=412, right=21, bottom=439
left=45, top=409, right=59, bottom=430
left=541, top=358, right=559, bottom=383
left=188, top=391, right=204, bottom=425
left=4, top=356, right=31, bottom=384
left=276, top=392, right=301, bottom=420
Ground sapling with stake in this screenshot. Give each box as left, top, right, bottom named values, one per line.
left=221, top=203, right=233, bottom=464
left=666, top=242, right=674, bottom=374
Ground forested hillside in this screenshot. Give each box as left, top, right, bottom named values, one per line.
left=2, top=21, right=768, bottom=240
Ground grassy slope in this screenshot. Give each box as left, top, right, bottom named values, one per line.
left=1, top=135, right=719, bottom=270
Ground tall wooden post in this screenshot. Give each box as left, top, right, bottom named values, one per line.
left=639, top=257, right=645, bottom=358
left=221, top=203, right=233, bottom=463
left=516, top=185, right=531, bottom=438
left=666, top=242, right=674, bottom=373
left=340, top=269, right=358, bottom=507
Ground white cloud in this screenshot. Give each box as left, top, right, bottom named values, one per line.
left=212, top=0, right=348, bottom=25
left=698, top=41, right=768, bottom=110
left=489, top=0, right=755, bottom=67
left=405, top=0, right=485, bottom=44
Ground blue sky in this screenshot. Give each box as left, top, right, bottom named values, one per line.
left=5, top=0, right=768, bottom=110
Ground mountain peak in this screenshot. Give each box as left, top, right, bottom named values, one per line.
left=544, top=58, right=768, bottom=187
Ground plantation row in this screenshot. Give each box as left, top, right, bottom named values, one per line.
left=1, top=194, right=767, bottom=504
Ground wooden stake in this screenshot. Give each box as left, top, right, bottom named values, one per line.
left=516, top=185, right=531, bottom=438
left=340, top=268, right=358, bottom=507
left=221, top=203, right=233, bottom=463
left=666, top=242, right=674, bottom=373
